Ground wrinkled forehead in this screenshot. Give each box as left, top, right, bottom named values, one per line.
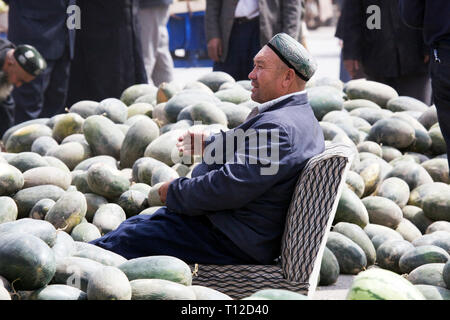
left=253, top=45, right=282, bottom=67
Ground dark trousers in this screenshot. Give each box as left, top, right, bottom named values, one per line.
left=66, top=32, right=148, bottom=107
left=367, top=72, right=432, bottom=105
left=66, top=0, right=148, bottom=107
left=0, top=95, right=15, bottom=138
left=89, top=207, right=258, bottom=264
left=339, top=50, right=352, bottom=83
left=430, top=44, right=450, bottom=166
left=213, top=17, right=260, bottom=81
left=13, top=48, right=71, bottom=125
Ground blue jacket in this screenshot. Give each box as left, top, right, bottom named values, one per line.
left=139, top=0, right=172, bottom=8
left=398, top=0, right=450, bottom=47
left=6, top=0, right=75, bottom=60
left=166, top=92, right=325, bottom=264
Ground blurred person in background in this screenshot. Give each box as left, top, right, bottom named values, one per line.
left=399, top=0, right=450, bottom=166
left=297, top=0, right=308, bottom=50
left=66, top=0, right=147, bottom=107
left=304, top=0, right=334, bottom=30
left=0, top=40, right=46, bottom=138
left=205, top=0, right=303, bottom=81
left=138, top=0, right=174, bottom=86
left=334, top=0, right=363, bottom=82
left=6, top=0, right=75, bottom=124
left=341, top=0, right=432, bottom=105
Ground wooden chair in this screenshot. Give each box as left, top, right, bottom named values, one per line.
left=189, top=143, right=355, bottom=299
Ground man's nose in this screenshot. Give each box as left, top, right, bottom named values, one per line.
left=248, top=68, right=256, bottom=80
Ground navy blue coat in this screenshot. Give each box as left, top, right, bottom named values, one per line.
left=166, top=92, right=325, bottom=264
left=341, top=0, right=428, bottom=78
left=398, top=0, right=450, bottom=47
left=66, top=0, right=148, bottom=106
left=6, top=0, right=75, bottom=60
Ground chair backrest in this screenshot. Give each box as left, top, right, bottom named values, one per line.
left=280, top=143, right=354, bottom=297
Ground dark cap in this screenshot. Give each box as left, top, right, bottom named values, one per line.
left=13, top=44, right=47, bottom=77
left=266, top=33, right=317, bottom=81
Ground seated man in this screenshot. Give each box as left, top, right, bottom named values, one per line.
left=90, top=33, right=325, bottom=265
left=0, top=40, right=47, bottom=137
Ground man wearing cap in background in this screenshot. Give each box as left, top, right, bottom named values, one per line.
left=0, top=38, right=46, bottom=139
left=6, top=0, right=75, bottom=124
left=91, top=33, right=324, bottom=266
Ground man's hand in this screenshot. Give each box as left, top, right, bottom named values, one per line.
left=176, top=130, right=208, bottom=156
left=207, top=38, right=222, bottom=62
left=424, top=54, right=430, bottom=64
left=158, top=180, right=174, bottom=204
left=343, top=59, right=361, bottom=79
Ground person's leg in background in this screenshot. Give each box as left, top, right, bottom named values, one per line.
left=138, top=5, right=173, bottom=86
left=213, top=17, right=260, bottom=81
left=246, top=18, right=261, bottom=79
left=391, top=73, right=432, bottom=105
left=150, top=5, right=174, bottom=86
left=66, top=31, right=90, bottom=108
left=339, top=47, right=352, bottom=82
left=39, top=47, right=71, bottom=118
left=137, top=7, right=157, bottom=86
left=367, top=73, right=431, bottom=105
left=430, top=46, right=450, bottom=165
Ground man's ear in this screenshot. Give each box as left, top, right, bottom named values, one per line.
left=282, top=68, right=295, bottom=88
left=5, top=50, right=16, bottom=68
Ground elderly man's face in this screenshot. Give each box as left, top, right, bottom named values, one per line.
left=7, top=61, right=35, bottom=88
left=3, top=51, right=36, bottom=88
left=248, top=45, right=288, bottom=103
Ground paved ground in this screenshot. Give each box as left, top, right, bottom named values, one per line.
left=312, top=275, right=354, bottom=300
left=174, top=26, right=352, bottom=300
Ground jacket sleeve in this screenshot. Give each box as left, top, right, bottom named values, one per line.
left=281, top=0, right=301, bottom=39
left=398, top=0, right=425, bottom=30
left=341, top=0, right=364, bottom=60
left=165, top=122, right=295, bottom=216
left=205, top=0, right=222, bottom=41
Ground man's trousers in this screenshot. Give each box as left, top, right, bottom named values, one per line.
left=90, top=207, right=258, bottom=265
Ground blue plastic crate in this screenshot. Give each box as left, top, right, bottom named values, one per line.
left=167, top=11, right=212, bottom=68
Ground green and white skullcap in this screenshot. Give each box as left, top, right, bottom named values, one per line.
left=13, top=44, right=47, bottom=77
left=267, top=33, right=317, bottom=81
